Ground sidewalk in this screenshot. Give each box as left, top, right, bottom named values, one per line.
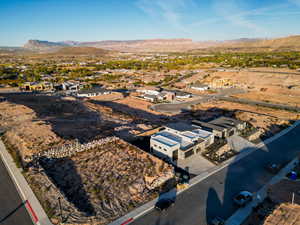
left=0, top=140, right=52, bottom=225
left=225, top=157, right=299, bottom=225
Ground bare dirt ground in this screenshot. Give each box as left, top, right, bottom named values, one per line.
left=243, top=203, right=300, bottom=225
left=0, top=93, right=174, bottom=224
left=233, top=91, right=300, bottom=107
left=243, top=179, right=300, bottom=225
left=264, top=203, right=300, bottom=225
left=268, top=179, right=300, bottom=205
left=192, top=100, right=300, bottom=138
left=0, top=100, right=65, bottom=158
left=0, top=94, right=114, bottom=159
left=86, top=96, right=169, bottom=123
left=27, top=138, right=173, bottom=225
left=115, top=97, right=161, bottom=116
left=83, top=97, right=168, bottom=140
left=203, top=67, right=300, bottom=107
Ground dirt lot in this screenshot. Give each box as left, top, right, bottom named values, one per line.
left=193, top=101, right=300, bottom=128
left=0, top=100, right=65, bottom=158
left=86, top=96, right=169, bottom=123
left=27, top=138, right=173, bottom=225
left=192, top=100, right=300, bottom=138
left=264, top=203, right=300, bottom=225
left=0, top=94, right=115, bottom=159
left=0, top=93, right=174, bottom=224
left=202, top=67, right=300, bottom=106
left=233, top=91, right=300, bottom=107
left=244, top=203, right=300, bottom=225
left=243, top=179, right=300, bottom=225
left=0, top=93, right=163, bottom=159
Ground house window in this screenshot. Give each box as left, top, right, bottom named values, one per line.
left=184, top=150, right=194, bottom=158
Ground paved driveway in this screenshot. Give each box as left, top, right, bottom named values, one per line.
left=176, top=154, right=215, bottom=175
left=131, top=123, right=300, bottom=225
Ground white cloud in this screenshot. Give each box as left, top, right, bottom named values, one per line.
left=136, top=0, right=193, bottom=32
left=136, top=0, right=299, bottom=39
left=212, top=0, right=268, bottom=35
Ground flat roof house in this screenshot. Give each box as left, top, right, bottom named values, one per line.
left=192, top=116, right=246, bottom=138
left=143, top=94, right=157, bottom=102
left=191, top=84, right=209, bottom=91
left=76, top=88, right=111, bottom=98
left=150, top=122, right=214, bottom=161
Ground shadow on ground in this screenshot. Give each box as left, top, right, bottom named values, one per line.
left=2, top=92, right=298, bottom=225
left=39, top=156, right=95, bottom=216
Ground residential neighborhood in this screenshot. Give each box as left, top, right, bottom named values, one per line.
left=1, top=2, right=300, bottom=225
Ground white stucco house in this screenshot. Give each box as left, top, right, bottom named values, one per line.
left=150, top=122, right=214, bottom=161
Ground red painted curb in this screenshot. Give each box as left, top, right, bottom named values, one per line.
left=25, top=200, right=39, bottom=223
left=120, top=218, right=133, bottom=225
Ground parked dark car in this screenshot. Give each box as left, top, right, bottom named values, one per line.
left=233, top=191, right=253, bottom=206
left=155, top=199, right=175, bottom=211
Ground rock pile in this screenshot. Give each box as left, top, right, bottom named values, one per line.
left=35, top=136, right=119, bottom=159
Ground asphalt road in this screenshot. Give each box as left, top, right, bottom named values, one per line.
left=151, top=88, right=245, bottom=114
left=131, top=123, right=300, bottom=225
left=151, top=96, right=213, bottom=113
left=0, top=159, right=33, bottom=225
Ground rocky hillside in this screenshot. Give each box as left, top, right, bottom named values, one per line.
left=22, top=34, right=300, bottom=53
left=199, top=35, right=300, bottom=52
left=23, top=38, right=219, bottom=52
left=23, top=40, right=68, bottom=51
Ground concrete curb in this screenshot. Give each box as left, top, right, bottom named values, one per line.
left=225, top=157, right=299, bottom=225
left=109, top=120, right=300, bottom=225
left=0, top=140, right=52, bottom=225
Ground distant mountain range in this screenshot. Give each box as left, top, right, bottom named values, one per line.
left=202, top=35, right=300, bottom=52
left=23, top=38, right=219, bottom=52
left=2, top=35, right=300, bottom=54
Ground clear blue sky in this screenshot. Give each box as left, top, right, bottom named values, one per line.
left=1, top=0, right=300, bottom=46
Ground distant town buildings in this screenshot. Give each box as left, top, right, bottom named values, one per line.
left=210, top=78, right=233, bottom=89
left=76, top=88, right=111, bottom=98
left=136, top=87, right=176, bottom=103
left=191, top=84, right=209, bottom=91
left=20, top=82, right=53, bottom=91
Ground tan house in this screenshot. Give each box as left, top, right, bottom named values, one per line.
left=20, top=82, right=53, bottom=91
left=210, top=77, right=233, bottom=89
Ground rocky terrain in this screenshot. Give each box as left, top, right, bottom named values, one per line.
left=0, top=94, right=111, bottom=160
left=27, top=138, right=173, bottom=224
left=263, top=203, right=300, bottom=225
left=0, top=94, right=174, bottom=224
